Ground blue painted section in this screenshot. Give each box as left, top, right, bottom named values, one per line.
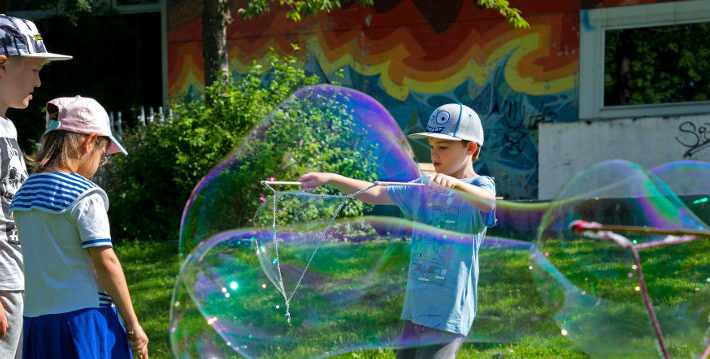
left=581, top=10, right=594, bottom=31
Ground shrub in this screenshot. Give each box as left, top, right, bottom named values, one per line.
left=102, top=52, right=320, bottom=241
left=179, top=84, right=382, bottom=252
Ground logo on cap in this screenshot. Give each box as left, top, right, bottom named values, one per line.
left=433, top=109, right=450, bottom=124
left=426, top=108, right=454, bottom=133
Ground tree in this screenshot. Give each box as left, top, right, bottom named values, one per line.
left=202, top=0, right=232, bottom=98
left=202, top=0, right=530, bottom=89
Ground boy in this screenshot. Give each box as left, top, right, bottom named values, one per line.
left=0, top=14, right=71, bottom=358
left=299, top=103, right=496, bottom=358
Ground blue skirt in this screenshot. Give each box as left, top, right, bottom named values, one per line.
left=23, top=307, right=132, bottom=359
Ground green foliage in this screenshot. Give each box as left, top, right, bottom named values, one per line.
left=102, top=51, right=319, bottom=241
left=477, top=0, right=530, bottom=29
left=237, top=0, right=530, bottom=29
left=238, top=0, right=374, bottom=22
left=180, top=81, right=381, bottom=253
left=29, top=0, right=112, bottom=25
left=605, top=22, right=710, bottom=105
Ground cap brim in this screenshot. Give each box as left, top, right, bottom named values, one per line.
left=408, top=132, right=462, bottom=141
left=22, top=52, right=72, bottom=61
left=106, top=135, right=128, bottom=156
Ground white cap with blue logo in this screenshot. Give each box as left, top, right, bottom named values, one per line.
left=409, top=103, right=484, bottom=146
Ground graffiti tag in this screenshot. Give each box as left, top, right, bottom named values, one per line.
left=675, top=121, right=710, bottom=158
left=501, top=98, right=558, bottom=156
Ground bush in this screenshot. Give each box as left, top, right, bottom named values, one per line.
left=102, top=52, right=320, bottom=241
left=179, top=84, right=382, bottom=252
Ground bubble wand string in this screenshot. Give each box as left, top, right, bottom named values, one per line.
left=260, top=180, right=424, bottom=325
left=571, top=220, right=710, bottom=359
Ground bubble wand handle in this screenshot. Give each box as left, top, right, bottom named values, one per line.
left=569, top=220, right=710, bottom=238
left=373, top=181, right=426, bottom=187
left=260, top=180, right=427, bottom=187
left=700, top=338, right=710, bottom=359
left=629, top=245, right=670, bottom=359
left=261, top=181, right=303, bottom=186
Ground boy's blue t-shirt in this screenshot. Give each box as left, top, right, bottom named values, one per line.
left=386, top=175, right=496, bottom=336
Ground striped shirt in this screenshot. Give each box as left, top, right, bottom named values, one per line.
left=11, top=172, right=115, bottom=317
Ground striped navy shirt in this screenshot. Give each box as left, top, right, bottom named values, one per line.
left=11, top=172, right=115, bottom=317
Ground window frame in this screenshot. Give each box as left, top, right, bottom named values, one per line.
left=112, top=0, right=161, bottom=14
left=579, top=0, right=710, bottom=120
left=8, top=0, right=159, bottom=19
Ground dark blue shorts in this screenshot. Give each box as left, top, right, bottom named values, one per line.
left=23, top=307, right=132, bottom=359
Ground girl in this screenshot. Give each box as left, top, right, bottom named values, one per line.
left=10, top=96, right=149, bottom=358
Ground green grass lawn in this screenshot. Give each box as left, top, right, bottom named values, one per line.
left=119, top=236, right=710, bottom=359
left=117, top=240, right=180, bottom=359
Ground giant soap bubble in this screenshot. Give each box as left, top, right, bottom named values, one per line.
left=650, top=160, right=710, bottom=223
left=533, top=160, right=710, bottom=358
left=170, top=85, right=543, bottom=358
left=170, top=83, right=710, bottom=358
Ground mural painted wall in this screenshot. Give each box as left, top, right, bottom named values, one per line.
left=167, top=0, right=580, bottom=200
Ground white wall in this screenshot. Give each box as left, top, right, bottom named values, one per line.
left=538, top=115, right=710, bottom=199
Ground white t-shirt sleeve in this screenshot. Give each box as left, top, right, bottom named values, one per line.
left=70, top=192, right=112, bottom=248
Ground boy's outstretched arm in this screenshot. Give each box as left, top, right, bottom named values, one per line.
left=428, top=173, right=497, bottom=212
left=298, top=172, right=395, bottom=205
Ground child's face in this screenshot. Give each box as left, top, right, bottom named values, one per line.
left=0, top=56, right=45, bottom=112
left=428, top=137, right=475, bottom=177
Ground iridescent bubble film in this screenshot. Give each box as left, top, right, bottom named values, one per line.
left=172, top=217, right=543, bottom=357
left=534, top=160, right=710, bottom=358
left=171, top=84, right=710, bottom=358
left=171, top=85, right=542, bottom=358
left=178, top=85, right=419, bottom=257
left=650, top=160, right=710, bottom=222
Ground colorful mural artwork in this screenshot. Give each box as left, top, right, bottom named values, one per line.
left=167, top=0, right=580, bottom=199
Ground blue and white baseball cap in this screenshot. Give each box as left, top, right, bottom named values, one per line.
left=409, top=103, right=484, bottom=145
left=0, top=14, right=71, bottom=61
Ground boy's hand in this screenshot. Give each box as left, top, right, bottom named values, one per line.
left=0, top=299, right=7, bottom=339
left=427, top=173, right=459, bottom=189
left=298, top=172, right=331, bottom=190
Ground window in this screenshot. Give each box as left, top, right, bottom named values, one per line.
left=580, top=0, right=710, bottom=120
left=113, top=0, right=161, bottom=13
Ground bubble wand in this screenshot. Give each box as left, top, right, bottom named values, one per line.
left=570, top=220, right=710, bottom=359
left=570, top=220, right=710, bottom=239
left=260, top=179, right=425, bottom=324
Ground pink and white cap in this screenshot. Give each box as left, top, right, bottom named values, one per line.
left=44, top=96, right=127, bottom=156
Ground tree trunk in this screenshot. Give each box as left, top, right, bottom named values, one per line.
left=202, top=0, right=231, bottom=90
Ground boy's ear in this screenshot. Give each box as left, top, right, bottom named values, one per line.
left=466, top=141, right=478, bottom=155
left=0, top=55, right=8, bottom=78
